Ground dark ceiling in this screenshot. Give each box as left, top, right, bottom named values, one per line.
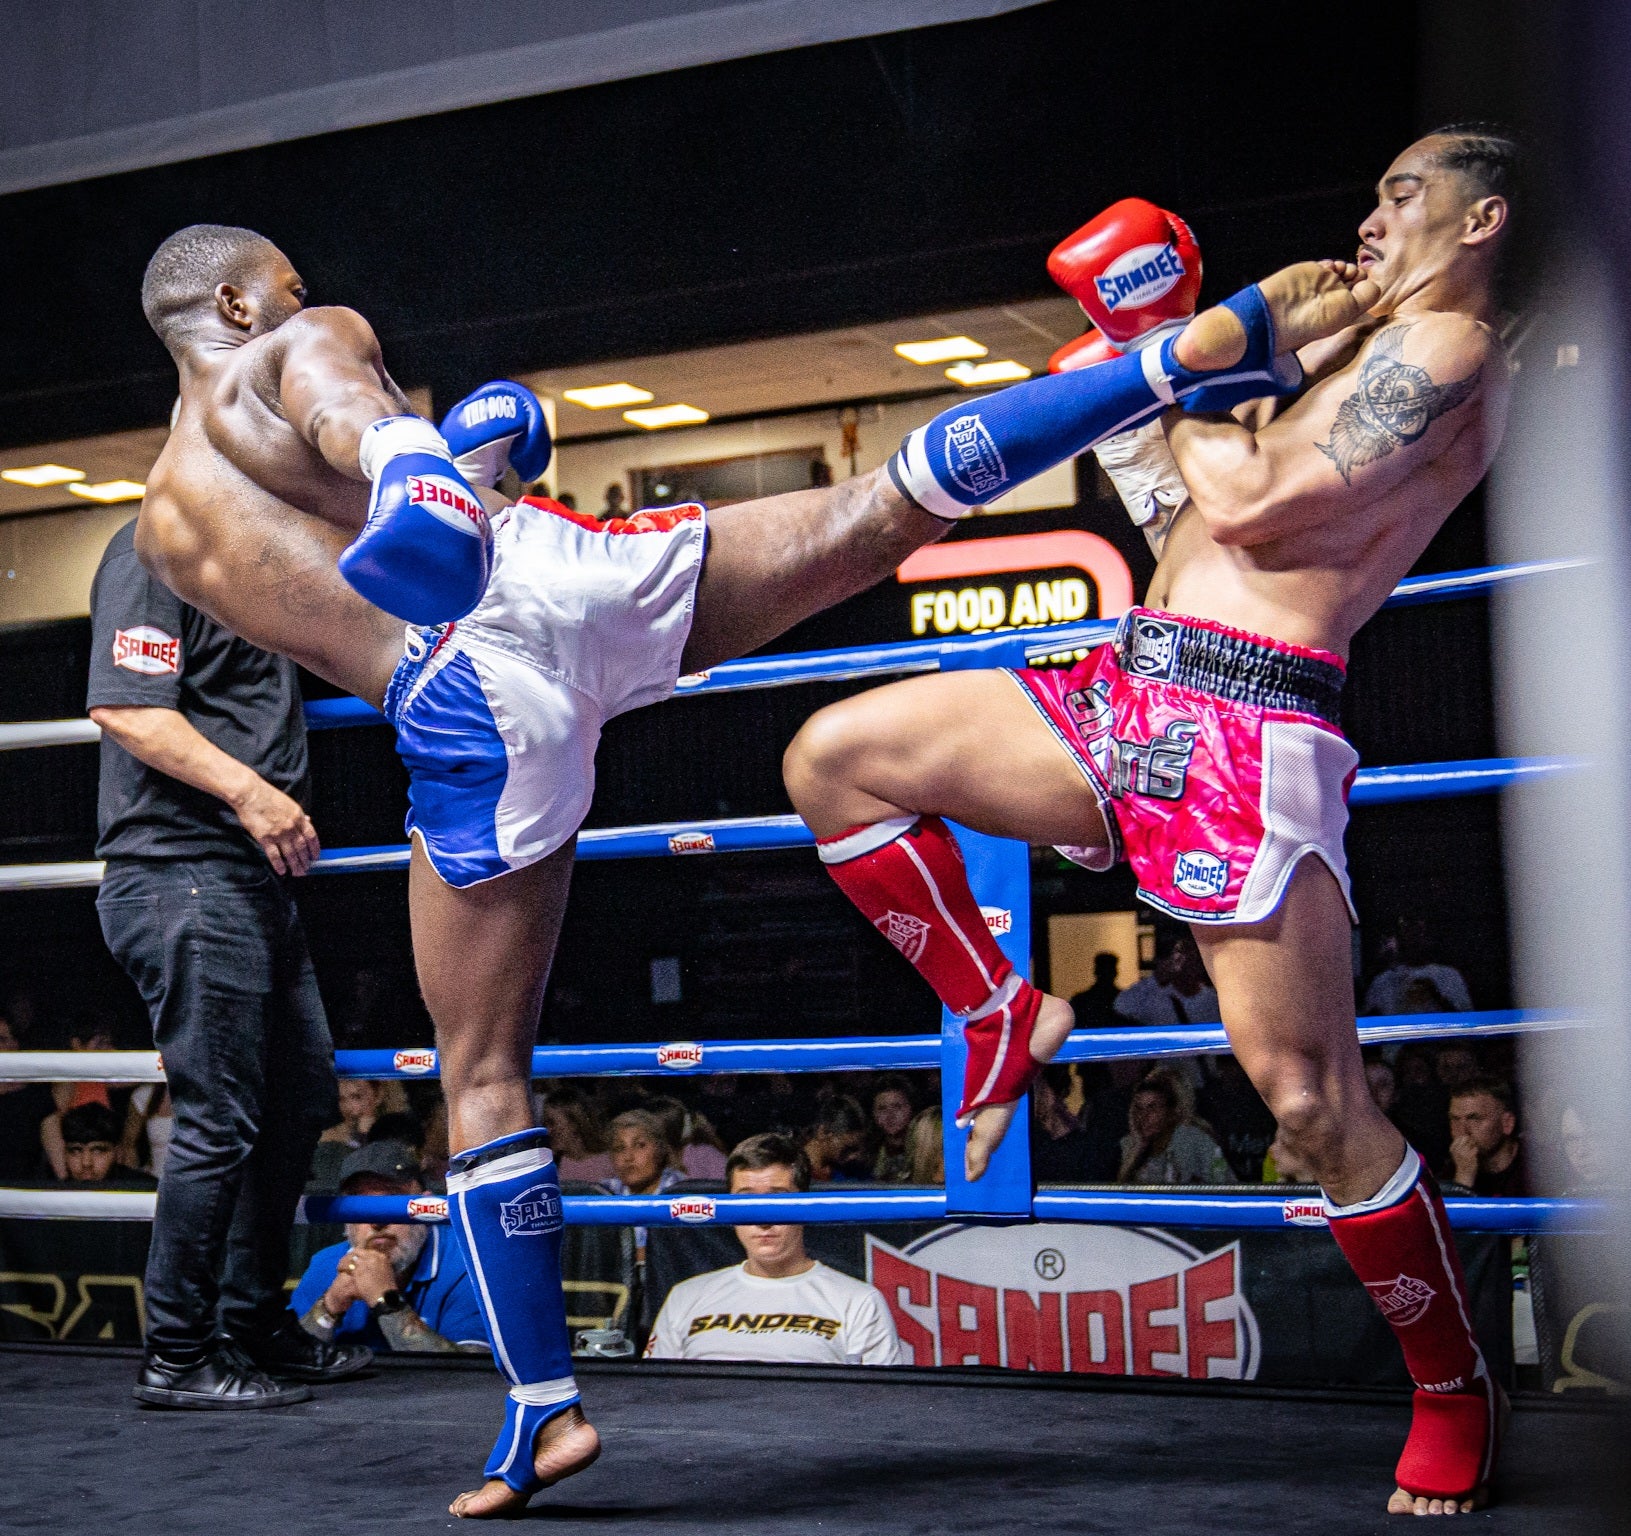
left=0, top=0, right=1419, bottom=451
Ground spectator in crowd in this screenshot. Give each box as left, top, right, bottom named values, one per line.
left=868, top=1077, right=916, bottom=1181
left=551, top=490, right=577, bottom=511
left=1113, top=931, right=1220, bottom=1027
left=1031, top=1066, right=1120, bottom=1183
left=292, top=1142, right=486, bottom=1355
left=1556, top=1102, right=1613, bottom=1192
left=605, top=1109, right=686, bottom=1198
left=802, top=1094, right=871, bottom=1182
left=320, top=1079, right=388, bottom=1150
left=1446, top=1077, right=1531, bottom=1196
left=0, top=1010, right=57, bottom=1181
left=905, top=1107, right=944, bottom=1186
left=600, top=483, right=627, bottom=521
left=538, top=1089, right=614, bottom=1184
left=644, top=1134, right=902, bottom=1364
left=1196, top=1054, right=1277, bottom=1183
left=646, top=1095, right=728, bottom=1182
left=1069, top=952, right=1123, bottom=1030
left=1362, top=916, right=1472, bottom=1015
left=58, top=1103, right=157, bottom=1188
left=1434, top=1041, right=1481, bottom=1094
left=1117, top=1070, right=1235, bottom=1185
left=39, top=1020, right=120, bottom=1180
left=120, top=1082, right=174, bottom=1178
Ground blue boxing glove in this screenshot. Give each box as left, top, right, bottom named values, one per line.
left=440, top=381, right=552, bottom=488
left=338, top=416, right=493, bottom=624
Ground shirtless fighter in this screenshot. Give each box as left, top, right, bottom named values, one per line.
left=132, top=222, right=1364, bottom=1515
left=784, top=128, right=1515, bottom=1516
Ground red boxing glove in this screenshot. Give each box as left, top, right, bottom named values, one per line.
left=1048, top=198, right=1203, bottom=350
left=1047, top=327, right=1122, bottom=374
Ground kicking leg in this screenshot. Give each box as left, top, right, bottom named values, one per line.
left=683, top=260, right=1378, bottom=673
left=786, top=670, right=1106, bottom=1178
left=1194, top=858, right=1500, bottom=1517
left=409, top=838, right=600, bottom=1519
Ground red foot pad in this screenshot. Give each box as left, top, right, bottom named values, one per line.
left=955, top=976, right=1045, bottom=1127
left=1396, top=1387, right=1501, bottom=1503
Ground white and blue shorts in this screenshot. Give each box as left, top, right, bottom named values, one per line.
left=383, top=496, right=706, bottom=888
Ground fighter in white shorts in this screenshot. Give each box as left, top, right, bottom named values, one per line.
left=133, top=222, right=1360, bottom=1515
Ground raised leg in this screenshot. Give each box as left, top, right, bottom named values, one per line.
left=408, top=838, right=600, bottom=1519
left=785, top=670, right=1102, bottom=1177
left=680, top=466, right=945, bottom=675
left=1193, top=857, right=1499, bottom=1516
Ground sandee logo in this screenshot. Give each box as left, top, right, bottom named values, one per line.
left=670, top=1197, right=716, bottom=1224
left=940, top=414, right=1008, bottom=501
left=1172, top=849, right=1229, bottom=899
left=406, top=474, right=486, bottom=535
left=499, top=1182, right=563, bottom=1237
left=459, top=395, right=518, bottom=427
left=393, top=1049, right=437, bottom=1075
left=668, top=832, right=716, bottom=854
left=1281, top=1199, right=1328, bottom=1227
left=657, top=1041, right=704, bottom=1070
left=407, top=1195, right=448, bottom=1222
left=981, top=906, right=1013, bottom=936
left=111, top=626, right=181, bottom=676
left=1094, top=241, right=1187, bottom=313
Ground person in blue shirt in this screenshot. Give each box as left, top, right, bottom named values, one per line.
left=292, top=1141, right=488, bottom=1354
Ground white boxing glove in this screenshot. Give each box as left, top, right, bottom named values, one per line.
left=1092, top=420, right=1191, bottom=559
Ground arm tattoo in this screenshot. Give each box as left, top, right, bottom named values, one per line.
left=1316, top=323, right=1482, bottom=484
left=376, top=1305, right=459, bottom=1354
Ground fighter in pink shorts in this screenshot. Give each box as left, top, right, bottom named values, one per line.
left=788, top=135, right=1518, bottom=1517
left=1015, top=607, right=1358, bottom=925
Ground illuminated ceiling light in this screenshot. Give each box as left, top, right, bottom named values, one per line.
left=946, top=360, right=1033, bottom=387
left=2, top=463, right=85, bottom=487
left=894, top=336, right=988, bottom=365
left=623, top=404, right=710, bottom=430
left=66, top=479, right=146, bottom=503
left=563, top=383, right=655, bottom=409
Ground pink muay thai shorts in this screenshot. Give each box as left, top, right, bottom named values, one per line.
left=1011, top=608, right=1360, bottom=925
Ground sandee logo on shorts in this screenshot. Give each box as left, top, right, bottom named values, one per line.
left=112, top=626, right=181, bottom=676
left=499, top=1183, right=563, bottom=1237
left=392, top=1048, right=437, bottom=1075
left=657, top=1041, right=704, bottom=1070
left=940, top=414, right=1008, bottom=501
left=670, top=1197, right=716, bottom=1224
left=1172, top=849, right=1229, bottom=899
left=406, top=474, right=486, bottom=536
left=1093, top=241, right=1188, bottom=313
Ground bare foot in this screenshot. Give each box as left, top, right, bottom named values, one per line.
left=964, top=992, right=1076, bottom=1181
left=1173, top=260, right=1381, bottom=372
left=449, top=1405, right=602, bottom=1519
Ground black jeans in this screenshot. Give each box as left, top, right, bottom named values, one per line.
left=98, top=858, right=337, bottom=1358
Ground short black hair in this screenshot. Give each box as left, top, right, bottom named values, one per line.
left=727, top=1132, right=811, bottom=1191
left=61, top=1102, right=119, bottom=1147
left=1425, top=122, right=1520, bottom=205
left=141, top=224, right=280, bottom=348
left=1450, top=1075, right=1517, bottom=1115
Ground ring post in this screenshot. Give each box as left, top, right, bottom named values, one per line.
left=941, top=823, right=1035, bottom=1218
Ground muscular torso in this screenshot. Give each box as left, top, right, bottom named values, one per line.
left=137, top=323, right=407, bottom=706
left=1146, top=313, right=1509, bottom=659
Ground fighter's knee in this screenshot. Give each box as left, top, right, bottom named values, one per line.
left=783, top=706, right=864, bottom=804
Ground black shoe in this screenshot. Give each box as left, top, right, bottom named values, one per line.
left=236, top=1315, right=372, bottom=1384
left=133, top=1341, right=312, bottom=1409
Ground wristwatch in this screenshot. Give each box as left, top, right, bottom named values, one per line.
left=370, top=1288, right=410, bottom=1317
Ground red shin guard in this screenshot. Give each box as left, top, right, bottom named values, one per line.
left=817, top=816, right=1045, bottom=1120
left=1325, top=1149, right=1499, bottom=1501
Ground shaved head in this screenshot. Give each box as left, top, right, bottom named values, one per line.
left=141, top=224, right=284, bottom=349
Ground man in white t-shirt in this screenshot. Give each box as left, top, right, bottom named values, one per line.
left=644, top=1133, right=902, bottom=1366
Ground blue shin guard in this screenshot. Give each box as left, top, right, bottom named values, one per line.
left=890, top=282, right=1291, bottom=519
left=446, top=1128, right=579, bottom=1494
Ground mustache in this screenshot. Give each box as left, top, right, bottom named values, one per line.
left=1358, top=242, right=1384, bottom=262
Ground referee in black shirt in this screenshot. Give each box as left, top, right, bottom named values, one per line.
left=88, top=519, right=368, bottom=1407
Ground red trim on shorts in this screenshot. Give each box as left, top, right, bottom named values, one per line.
left=518, top=495, right=704, bottom=536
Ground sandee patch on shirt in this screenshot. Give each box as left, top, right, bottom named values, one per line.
left=112, top=626, right=181, bottom=675
left=685, top=1312, right=843, bottom=1340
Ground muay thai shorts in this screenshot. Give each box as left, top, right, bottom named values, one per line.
left=384, top=496, right=706, bottom=887
left=1011, top=607, right=1359, bottom=924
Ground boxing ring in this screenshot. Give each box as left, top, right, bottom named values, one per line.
left=0, top=557, right=1616, bottom=1532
